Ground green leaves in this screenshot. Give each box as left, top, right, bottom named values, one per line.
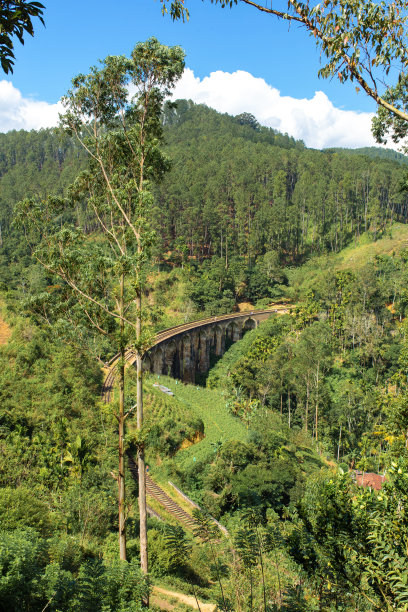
left=192, top=508, right=221, bottom=542
left=287, top=465, right=408, bottom=609
left=163, top=524, right=191, bottom=569
left=131, top=37, right=185, bottom=95
left=0, top=1, right=45, bottom=74
left=0, top=528, right=149, bottom=610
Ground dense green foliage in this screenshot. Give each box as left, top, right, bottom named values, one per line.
left=3, top=102, right=408, bottom=609
left=207, top=250, right=408, bottom=467
left=2, top=101, right=408, bottom=307
left=0, top=528, right=148, bottom=611
left=326, top=146, right=408, bottom=165
left=0, top=315, right=152, bottom=609
left=0, top=129, right=86, bottom=290
left=157, top=101, right=408, bottom=264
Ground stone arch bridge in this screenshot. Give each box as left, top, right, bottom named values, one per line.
left=145, top=309, right=278, bottom=383
left=103, top=308, right=287, bottom=401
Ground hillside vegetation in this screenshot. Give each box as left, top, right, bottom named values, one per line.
left=2, top=103, right=408, bottom=610
left=287, top=222, right=408, bottom=298
left=2, top=100, right=408, bottom=296
left=326, top=145, right=408, bottom=164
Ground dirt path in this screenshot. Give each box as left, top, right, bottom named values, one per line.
left=152, top=586, right=216, bottom=611
left=0, top=313, right=11, bottom=346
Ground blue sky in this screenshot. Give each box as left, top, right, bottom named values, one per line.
left=0, top=0, right=380, bottom=148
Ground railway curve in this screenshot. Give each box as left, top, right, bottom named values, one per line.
left=102, top=306, right=289, bottom=402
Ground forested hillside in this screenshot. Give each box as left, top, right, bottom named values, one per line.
left=156, top=101, right=408, bottom=261
left=2, top=101, right=408, bottom=610
left=0, top=129, right=87, bottom=289
left=326, top=145, right=408, bottom=164
left=2, top=100, right=408, bottom=289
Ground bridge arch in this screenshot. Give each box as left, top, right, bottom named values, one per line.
left=102, top=308, right=284, bottom=400
left=242, top=317, right=257, bottom=333
left=225, top=320, right=241, bottom=343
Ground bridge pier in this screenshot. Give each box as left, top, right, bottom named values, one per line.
left=198, top=332, right=210, bottom=373
left=214, top=326, right=224, bottom=356
left=164, top=341, right=177, bottom=377
left=152, top=348, right=163, bottom=375
left=181, top=335, right=195, bottom=383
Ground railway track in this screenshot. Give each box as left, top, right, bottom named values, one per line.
left=128, top=454, right=196, bottom=529
left=101, top=307, right=282, bottom=403
left=105, top=309, right=288, bottom=532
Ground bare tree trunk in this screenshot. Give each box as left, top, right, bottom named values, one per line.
left=337, top=424, right=342, bottom=462
left=315, top=361, right=319, bottom=442
left=256, top=526, right=267, bottom=612
left=288, top=391, right=291, bottom=428
left=136, top=286, right=148, bottom=594
left=305, top=381, right=309, bottom=433
left=118, top=274, right=127, bottom=561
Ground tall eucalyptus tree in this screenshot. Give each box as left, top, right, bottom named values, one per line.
left=15, top=38, right=185, bottom=576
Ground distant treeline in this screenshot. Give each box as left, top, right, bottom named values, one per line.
left=157, top=101, right=408, bottom=262
left=1, top=101, right=408, bottom=282
left=325, top=145, right=408, bottom=164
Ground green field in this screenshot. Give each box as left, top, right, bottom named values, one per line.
left=287, top=223, right=408, bottom=295
left=146, top=375, right=248, bottom=469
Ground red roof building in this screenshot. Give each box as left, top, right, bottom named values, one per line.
left=354, top=471, right=387, bottom=491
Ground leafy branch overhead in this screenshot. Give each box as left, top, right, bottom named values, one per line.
left=0, top=1, right=45, bottom=73
left=161, top=0, right=408, bottom=141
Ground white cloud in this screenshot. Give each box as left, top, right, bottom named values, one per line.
left=172, top=68, right=377, bottom=149
left=0, top=80, right=63, bottom=132
left=0, top=71, right=378, bottom=149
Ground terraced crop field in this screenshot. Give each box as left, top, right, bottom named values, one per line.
left=143, top=387, right=194, bottom=425
left=149, top=375, right=248, bottom=468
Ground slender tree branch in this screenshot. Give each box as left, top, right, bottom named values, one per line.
left=32, top=252, right=138, bottom=330
left=239, top=0, right=408, bottom=122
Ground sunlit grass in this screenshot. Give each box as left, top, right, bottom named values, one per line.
left=148, top=375, right=248, bottom=469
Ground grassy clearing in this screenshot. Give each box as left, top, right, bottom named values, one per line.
left=147, top=375, right=248, bottom=469
left=335, top=223, right=408, bottom=267
left=287, top=223, right=408, bottom=295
